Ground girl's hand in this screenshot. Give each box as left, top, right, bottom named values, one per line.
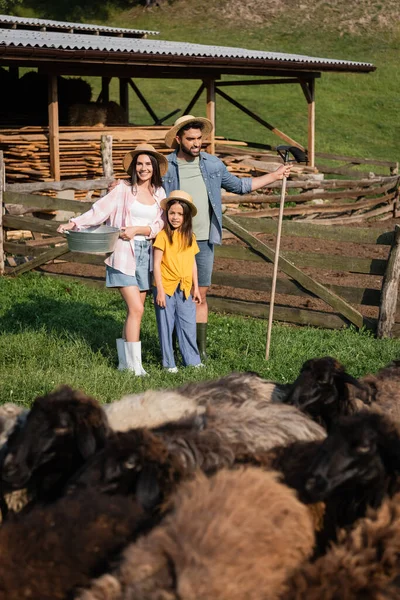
left=120, top=227, right=137, bottom=241
left=57, top=222, right=76, bottom=233
left=192, top=288, right=202, bottom=304
left=156, top=288, right=166, bottom=308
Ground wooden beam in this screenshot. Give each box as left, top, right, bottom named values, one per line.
left=377, top=225, right=400, bottom=338
left=9, top=244, right=69, bottom=276
left=215, top=87, right=305, bottom=151
left=183, top=82, right=205, bottom=115
left=222, top=215, right=366, bottom=329
left=48, top=74, right=60, bottom=181
left=308, top=79, right=315, bottom=168
left=205, top=79, right=216, bottom=154
left=216, top=78, right=300, bottom=86
left=128, top=79, right=159, bottom=123
left=5, top=178, right=113, bottom=193
left=119, top=78, right=129, bottom=120
left=0, top=151, right=4, bottom=276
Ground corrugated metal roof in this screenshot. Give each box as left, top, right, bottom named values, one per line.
left=0, top=27, right=375, bottom=72
left=0, top=14, right=158, bottom=37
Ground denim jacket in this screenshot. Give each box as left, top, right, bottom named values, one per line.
left=162, top=151, right=252, bottom=245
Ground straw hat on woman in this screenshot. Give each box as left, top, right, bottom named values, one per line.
left=57, top=143, right=168, bottom=376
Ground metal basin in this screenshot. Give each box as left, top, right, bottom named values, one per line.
left=66, top=225, right=120, bottom=254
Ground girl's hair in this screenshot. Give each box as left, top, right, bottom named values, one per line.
left=164, top=200, right=193, bottom=249
left=130, top=153, right=162, bottom=190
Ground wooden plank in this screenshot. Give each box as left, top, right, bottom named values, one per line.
left=215, top=244, right=387, bottom=275
left=315, top=152, right=397, bottom=168
left=48, top=74, right=60, bottom=181
left=221, top=175, right=399, bottom=192
left=223, top=215, right=366, bottom=329
left=5, top=178, right=112, bottom=193
left=0, top=151, right=4, bottom=275
left=212, top=271, right=381, bottom=306
left=216, top=78, right=301, bottom=86
left=3, top=214, right=59, bottom=235
left=229, top=217, right=394, bottom=245
left=4, top=191, right=92, bottom=213
left=207, top=296, right=349, bottom=329
left=377, top=225, right=400, bottom=338
left=10, top=244, right=69, bottom=276
left=307, top=79, right=315, bottom=167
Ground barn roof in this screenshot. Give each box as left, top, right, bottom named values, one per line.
left=0, top=14, right=158, bottom=38
left=0, top=25, right=375, bottom=74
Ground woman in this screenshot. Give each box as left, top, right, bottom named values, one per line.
left=57, top=143, right=168, bottom=376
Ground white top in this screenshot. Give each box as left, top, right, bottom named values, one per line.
left=131, top=199, right=158, bottom=240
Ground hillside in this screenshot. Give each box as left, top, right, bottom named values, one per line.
left=15, top=0, right=400, bottom=161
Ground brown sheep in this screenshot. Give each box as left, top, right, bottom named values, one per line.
left=77, top=468, right=315, bottom=600
left=0, top=489, right=153, bottom=600
left=280, top=491, right=400, bottom=600
left=0, top=385, right=110, bottom=510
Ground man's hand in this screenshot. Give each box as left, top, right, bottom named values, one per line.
left=107, top=179, right=120, bottom=193
left=274, top=164, right=292, bottom=180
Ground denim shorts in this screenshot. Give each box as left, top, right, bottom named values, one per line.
left=195, top=241, right=215, bottom=287
left=106, top=240, right=151, bottom=291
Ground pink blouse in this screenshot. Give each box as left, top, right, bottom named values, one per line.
left=71, top=182, right=166, bottom=276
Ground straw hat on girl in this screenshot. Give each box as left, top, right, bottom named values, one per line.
left=160, top=190, right=198, bottom=217
left=123, top=143, right=169, bottom=177
left=164, top=115, right=213, bottom=149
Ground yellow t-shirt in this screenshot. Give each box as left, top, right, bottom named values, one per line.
left=153, top=230, right=199, bottom=298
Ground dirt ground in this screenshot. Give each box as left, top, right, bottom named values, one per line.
left=37, top=217, right=400, bottom=322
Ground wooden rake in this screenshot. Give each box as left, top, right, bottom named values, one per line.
left=266, top=145, right=308, bottom=360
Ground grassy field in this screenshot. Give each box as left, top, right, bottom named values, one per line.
left=1, top=273, right=400, bottom=407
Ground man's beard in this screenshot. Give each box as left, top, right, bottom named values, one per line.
left=180, top=143, right=200, bottom=157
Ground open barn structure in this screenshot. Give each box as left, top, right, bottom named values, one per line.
left=0, top=13, right=376, bottom=181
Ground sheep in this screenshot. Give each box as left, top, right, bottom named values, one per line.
left=284, top=356, right=368, bottom=431
left=105, top=371, right=288, bottom=433
left=0, top=488, right=155, bottom=600
left=65, top=428, right=185, bottom=513
left=0, top=385, right=110, bottom=510
left=76, top=467, right=315, bottom=600
left=284, top=356, right=400, bottom=432
left=0, top=403, right=28, bottom=448
left=104, top=389, right=206, bottom=432
left=280, top=492, right=400, bottom=600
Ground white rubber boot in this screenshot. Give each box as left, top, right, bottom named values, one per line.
left=116, top=338, right=128, bottom=371
left=125, top=341, right=148, bottom=377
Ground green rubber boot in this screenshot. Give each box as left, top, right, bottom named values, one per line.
left=196, top=323, right=208, bottom=362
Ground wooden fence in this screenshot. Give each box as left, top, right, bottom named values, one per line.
left=1, top=152, right=400, bottom=338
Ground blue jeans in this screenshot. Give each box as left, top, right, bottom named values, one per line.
left=196, top=241, right=215, bottom=287
left=153, top=285, right=201, bottom=368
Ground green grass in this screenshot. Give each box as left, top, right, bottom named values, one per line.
left=1, top=273, right=400, bottom=407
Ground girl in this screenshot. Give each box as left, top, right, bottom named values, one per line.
left=57, top=143, right=168, bottom=376
left=153, top=190, right=203, bottom=373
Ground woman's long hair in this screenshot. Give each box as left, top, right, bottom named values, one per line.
left=164, top=200, right=193, bottom=249
left=130, top=153, right=162, bottom=191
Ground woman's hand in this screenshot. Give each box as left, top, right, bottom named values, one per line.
left=156, top=288, right=166, bottom=308
left=119, top=227, right=138, bottom=241
left=192, top=288, right=202, bottom=304
left=57, top=222, right=76, bottom=234
left=274, top=164, right=292, bottom=180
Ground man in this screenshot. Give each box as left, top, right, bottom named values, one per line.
left=162, top=115, right=291, bottom=361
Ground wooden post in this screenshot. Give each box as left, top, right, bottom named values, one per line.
left=48, top=74, right=60, bottom=181
left=100, top=135, right=114, bottom=197
left=101, top=77, right=110, bottom=104
left=119, top=78, right=129, bottom=121
left=308, top=79, right=315, bottom=168
left=0, top=151, right=4, bottom=275
left=205, top=79, right=216, bottom=154
left=300, top=79, right=315, bottom=168
left=377, top=225, right=400, bottom=338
